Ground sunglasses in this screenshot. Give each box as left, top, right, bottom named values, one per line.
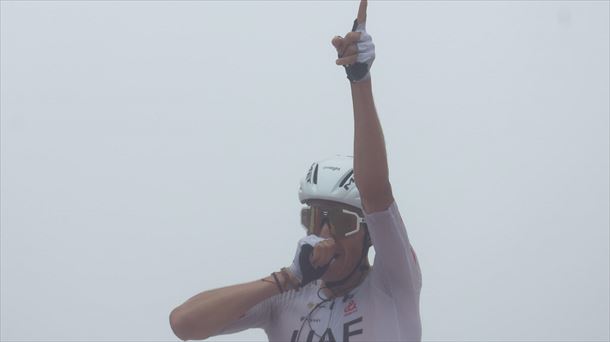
left=301, top=205, right=367, bottom=238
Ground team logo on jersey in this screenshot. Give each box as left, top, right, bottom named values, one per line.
left=290, top=317, right=364, bottom=342
left=344, top=299, right=358, bottom=316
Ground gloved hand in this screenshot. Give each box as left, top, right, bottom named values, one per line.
left=332, top=0, right=375, bottom=83
left=345, top=19, right=375, bottom=83
left=287, top=235, right=337, bottom=288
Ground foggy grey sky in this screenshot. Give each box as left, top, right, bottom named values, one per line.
left=1, top=1, right=609, bottom=341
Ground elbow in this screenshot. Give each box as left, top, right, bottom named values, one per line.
left=170, top=308, right=214, bottom=341
left=169, top=308, right=188, bottom=341
left=170, top=308, right=197, bottom=341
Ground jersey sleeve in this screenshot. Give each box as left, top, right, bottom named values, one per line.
left=213, top=294, right=274, bottom=336
left=364, top=200, right=422, bottom=295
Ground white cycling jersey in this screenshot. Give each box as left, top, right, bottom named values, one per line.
left=216, top=200, right=422, bottom=342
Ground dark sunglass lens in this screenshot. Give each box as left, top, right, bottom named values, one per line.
left=328, top=210, right=358, bottom=236
left=301, top=208, right=311, bottom=229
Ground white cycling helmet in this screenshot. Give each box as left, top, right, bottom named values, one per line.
left=298, top=155, right=362, bottom=210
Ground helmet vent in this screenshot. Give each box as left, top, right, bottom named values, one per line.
left=313, top=164, right=319, bottom=184
left=338, top=169, right=354, bottom=188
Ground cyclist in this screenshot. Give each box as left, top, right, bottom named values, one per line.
left=170, top=1, right=422, bottom=340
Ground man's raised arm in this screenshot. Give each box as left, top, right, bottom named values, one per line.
left=351, top=78, right=394, bottom=214
left=333, top=0, right=394, bottom=213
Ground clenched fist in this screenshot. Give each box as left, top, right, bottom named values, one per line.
left=310, top=237, right=337, bottom=269
left=287, top=235, right=338, bottom=288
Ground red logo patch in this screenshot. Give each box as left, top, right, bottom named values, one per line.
left=344, top=299, right=358, bottom=316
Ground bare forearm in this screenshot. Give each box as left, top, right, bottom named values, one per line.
left=170, top=274, right=290, bottom=341
left=351, top=78, right=390, bottom=197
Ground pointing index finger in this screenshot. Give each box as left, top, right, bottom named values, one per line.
left=356, top=0, right=367, bottom=25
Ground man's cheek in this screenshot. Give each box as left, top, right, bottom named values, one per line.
left=329, top=257, right=343, bottom=273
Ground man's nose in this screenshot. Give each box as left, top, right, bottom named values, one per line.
left=319, top=223, right=332, bottom=239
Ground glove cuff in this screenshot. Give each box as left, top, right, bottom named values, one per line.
left=345, top=62, right=371, bottom=83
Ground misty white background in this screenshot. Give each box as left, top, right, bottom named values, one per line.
left=1, top=1, right=608, bottom=341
